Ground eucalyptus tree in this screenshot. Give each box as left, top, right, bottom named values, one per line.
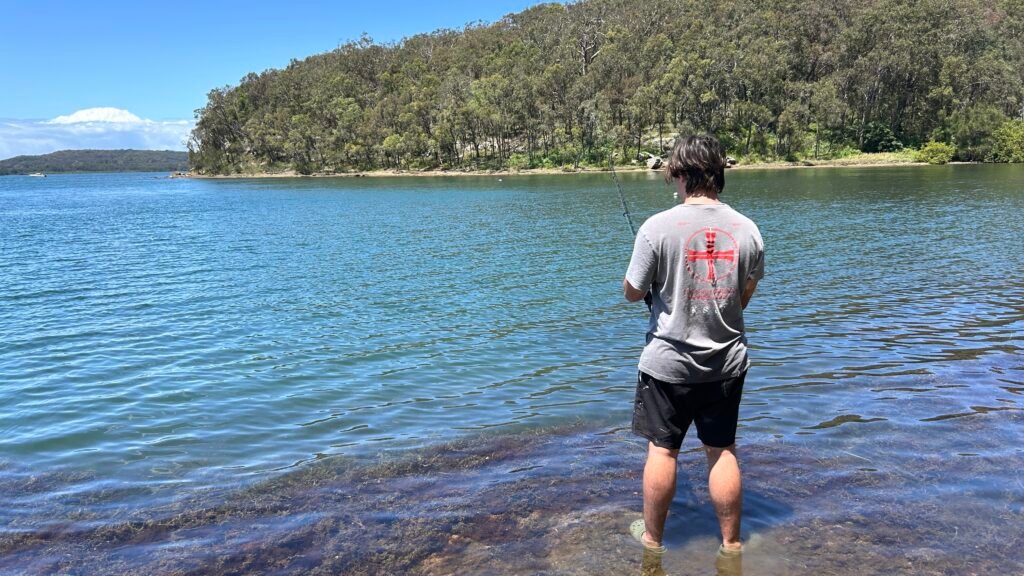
left=188, top=0, right=1024, bottom=174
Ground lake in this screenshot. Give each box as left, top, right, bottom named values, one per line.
left=1, top=167, right=1022, bottom=575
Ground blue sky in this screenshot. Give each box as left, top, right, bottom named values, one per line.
left=0, top=0, right=547, bottom=158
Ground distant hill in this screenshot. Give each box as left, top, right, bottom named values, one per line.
left=0, top=149, right=188, bottom=175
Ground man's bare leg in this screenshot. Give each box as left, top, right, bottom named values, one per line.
left=642, top=442, right=679, bottom=547
left=705, top=444, right=742, bottom=551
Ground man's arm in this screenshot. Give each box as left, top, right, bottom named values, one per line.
left=741, top=277, right=759, bottom=309
left=623, top=278, right=648, bottom=302
left=624, top=226, right=656, bottom=304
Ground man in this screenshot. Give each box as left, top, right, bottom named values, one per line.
left=623, top=134, right=764, bottom=557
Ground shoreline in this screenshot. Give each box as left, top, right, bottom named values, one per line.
left=181, top=158, right=973, bottom=180
left=2, top=413, right=1021, bottom=575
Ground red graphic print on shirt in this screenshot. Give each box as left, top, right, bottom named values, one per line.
left=684, top=228, right=738, bottom=285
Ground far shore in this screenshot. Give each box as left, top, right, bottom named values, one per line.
left=181, top=157, right=975, bottom=179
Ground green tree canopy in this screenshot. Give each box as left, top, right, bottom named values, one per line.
left=189, top=0, right=1024, bottom=174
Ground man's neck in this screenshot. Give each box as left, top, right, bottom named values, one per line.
left=682, top=189, right=722, bottom=204
left=675, top=181, right=722, bottom=204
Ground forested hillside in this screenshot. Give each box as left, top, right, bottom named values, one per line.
left=189, top=0, right=1024, bottom=174
left=0, top=150, right=188, bottom=175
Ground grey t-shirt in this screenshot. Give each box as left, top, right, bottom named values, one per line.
left=625, top=203, right=764, bottom=384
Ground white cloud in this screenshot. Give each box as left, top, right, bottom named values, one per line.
left=0, top=107, right=193, bottom=160
left=48, top=107, right=145, bottom=124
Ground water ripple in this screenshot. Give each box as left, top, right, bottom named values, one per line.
left=1, top=167, right=1023, bottom=536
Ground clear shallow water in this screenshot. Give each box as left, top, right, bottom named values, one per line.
left=1, top=167, right=1022, bottom=574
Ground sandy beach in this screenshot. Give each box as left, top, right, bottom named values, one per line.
left=181, top=154, right=955, bottom=179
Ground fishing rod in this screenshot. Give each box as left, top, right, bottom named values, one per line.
left=609, top=152, right=653, bottom=310
left=609, top=152, right=637, bottom=236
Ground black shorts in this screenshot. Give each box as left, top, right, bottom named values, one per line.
left=632, top=370, right=746, bottom=450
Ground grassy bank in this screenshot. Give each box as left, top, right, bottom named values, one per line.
left=731, top=150, right=922, bottom=170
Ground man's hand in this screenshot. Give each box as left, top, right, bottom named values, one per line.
left=623, top=278, right=648, bottom=302
left=741, top=278, right=759, bottom=309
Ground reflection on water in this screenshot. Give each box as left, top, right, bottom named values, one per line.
left=802, top=414, right=887, bottom=429
left=1, top=166, right=1023, bottom=573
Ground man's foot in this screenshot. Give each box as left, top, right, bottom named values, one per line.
left=640, top=548, right=667, bottom=576
left=629, top=519, right=667, bottom=554
left=715, top=546, right=743, bottom=576
left=718, top=542, right=743, bottom=557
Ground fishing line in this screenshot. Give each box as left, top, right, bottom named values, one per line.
left=609, top=152, right=637, bottom=236
left=609, top=152, right=653, bottom=310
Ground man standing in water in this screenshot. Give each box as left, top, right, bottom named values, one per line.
left=624, top=135, right=764, bottom=558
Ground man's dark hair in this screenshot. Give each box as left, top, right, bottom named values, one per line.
left=665, top=134, right=726, bottom=195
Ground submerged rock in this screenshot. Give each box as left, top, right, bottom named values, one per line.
left=3, top=411, right=1023, bottom=575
